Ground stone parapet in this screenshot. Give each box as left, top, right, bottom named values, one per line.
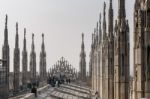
left=10, top=84, right=49, bottom=99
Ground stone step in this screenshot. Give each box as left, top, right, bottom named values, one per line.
left=68, top=84, right=90, bottom=91
left=62, top=93, right=68, bottom=99
left=61, top=85, right=89, bottom=94
left=55, top=87, right=89, bottom=99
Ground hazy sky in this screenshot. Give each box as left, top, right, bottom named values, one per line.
left=0, top=0, right=135, bottom=75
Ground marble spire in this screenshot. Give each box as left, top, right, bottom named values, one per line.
left=2, top=14, right=10, bottom=99
left=13, top=22, right=20, bottom=92
left=22, top=28, right=28, bottom=88
left=79, top=33, right=86, bottom=81
left=40, top=33, right=47, bottom=82
left=30, top=33, right=36, bottom=84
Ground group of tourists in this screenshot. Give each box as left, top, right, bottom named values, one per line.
left=48, top=75, right=71, bottom=87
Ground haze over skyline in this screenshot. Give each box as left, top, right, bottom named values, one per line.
left=0, top=0, right=135, bottom=75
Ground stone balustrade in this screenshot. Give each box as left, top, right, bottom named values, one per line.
left=10, top=84, right=50, bottom=99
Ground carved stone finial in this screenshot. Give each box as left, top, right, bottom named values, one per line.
left=5, top=14, right=8, bottom=27
left=42, top=33, right=44, bottom=38
left=92, top=33, right=94, bottom=44
left=16, top=22, right=18, bottom=32
left=110, top=0, right=112, bottom=7
left=104, top=2, right=106, bottom=16
left=99, top=13, right=101, bottom=24
left=32, top=33, right=34, bottom=40
left=24, top=28, right=26, bottom=37
left=82, top=33, right=84, bottom=42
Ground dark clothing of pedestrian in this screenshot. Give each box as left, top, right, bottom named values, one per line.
left=31, top=87, right=37, bottom=97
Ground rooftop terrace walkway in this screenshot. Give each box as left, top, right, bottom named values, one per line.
left=10, top=83, right=96, bottom=99
left=33, top=83, right=94, bottom=99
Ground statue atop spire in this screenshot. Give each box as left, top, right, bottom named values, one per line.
left=23, top=28, right=26, bottom=50
left=96, top=22, right=99, bottom=45
left=99, top=13, right=102, bottom=44
left=82, top=33, right=84, bottom=42
left=81, top=33, right=84, bottom=49
left=5, top=14, right=8, bottom=28
left=103, top=2, right=107, bottom=40
left=15, top=22, right=19, bottom=48
left=118, top=0, right=126, bottom=22
left=110, top=0, right=112, bottom=8
left=42, top=33, right=44, bottom=42
left=4, top=15, right=8, bottom=45
left=32, top=33, right=35, bottom=51
left=108, top=0, right=114, bottom=38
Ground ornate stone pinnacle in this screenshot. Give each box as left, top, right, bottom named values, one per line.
left=104, top=2, right=106, bottom=16
left=24, top=28, right=26, bottom=37
left=32, top=33, right=34, bottom=41
left=42, top=33, right=44, bottom=37
left=5, top=14, right=8, bottom=27
left=16, top=22, right=18, bottom=32
left=99, top=13, right=101, bottom=24
left=82, top=33, right=84, bottom=42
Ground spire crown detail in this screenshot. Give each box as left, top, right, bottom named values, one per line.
left=42, top=33, right=44, bottom=43
left=110, top=0, right=112, bottom=7
left=23, top=28, right=26, bottom=51
left=24, top=28, right=26, bottom=38
left=99, top=13, right=102, bottom=44
left=118, top=0, right=126, bottom=20
left=15, top=22, right=19, bottom=48
left=16, top=22, right=18, bottom=32
left=82, top=33, right=84, bottom=42
left=32, top=33, right=35, bottom=51
left=4, top=15, right=8, bottom=45
left=32, top=33, right=34, bottom=43
left=103, top=2, right=107, bottom=40
left=81, top=33, right=85, bottom=51
left=108, top=0, right=114, bottom=38
left=103, top=2, right=106, bottom=17
left=5, top=14, right=8, bottom=28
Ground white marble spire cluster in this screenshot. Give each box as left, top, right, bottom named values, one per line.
left=0, top=14, right=47, bottom=98
left=90, top=0, right=130, bottom=99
